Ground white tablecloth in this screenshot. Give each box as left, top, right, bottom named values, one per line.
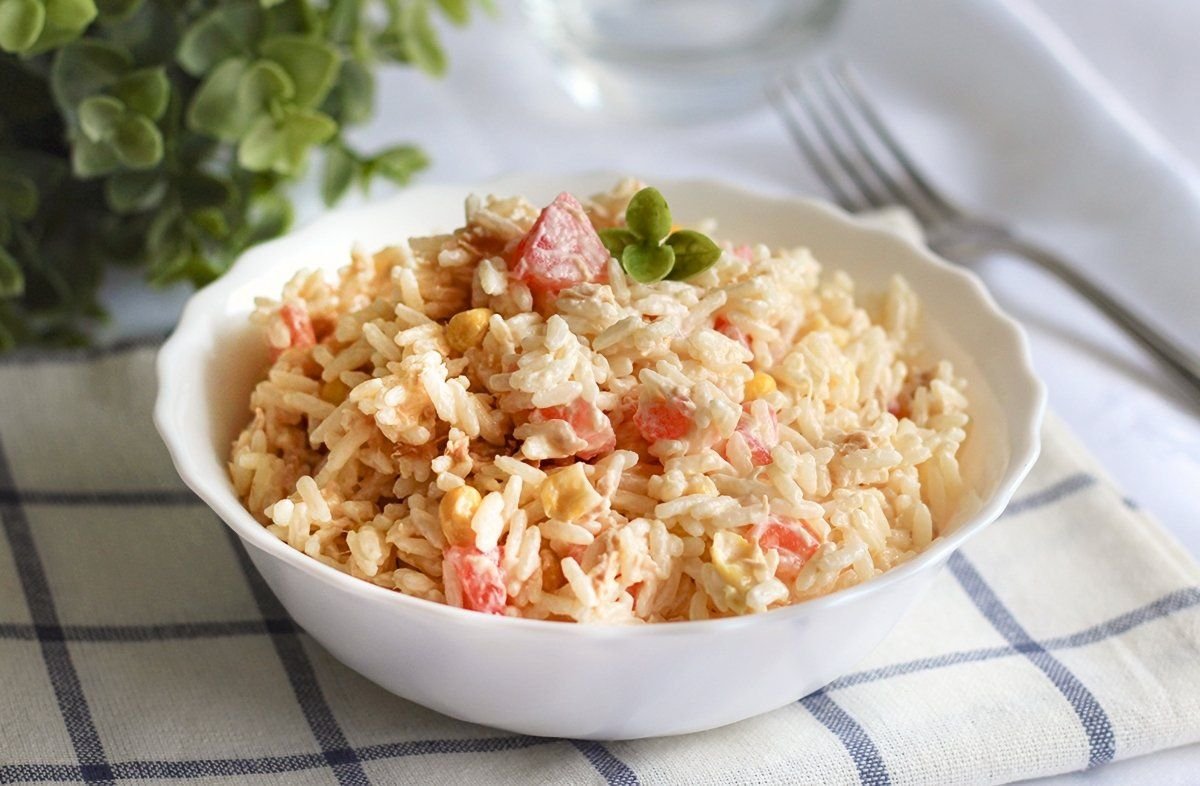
left=93, top=0, right=1200, bottom=781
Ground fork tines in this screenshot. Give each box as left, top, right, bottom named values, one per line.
left=768, top=62, right=957, bottom=224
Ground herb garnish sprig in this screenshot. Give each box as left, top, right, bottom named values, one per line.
left=599, top=187, right=722, bottom=283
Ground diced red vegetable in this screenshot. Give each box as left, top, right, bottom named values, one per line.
left=511, top=192, right=609, bottom=294
left=280, top=303, right=316, bottom=349
left=531, top=398, right=616, bottom=460
left=446, top=546, right=507, bottom=615
left=751, top=516, right=820, bottom=581
left=732, top=402, right=778, bottom=466
left=633, top=396, right=693, bottom=443
left=714, top=314, right=751, bottom=349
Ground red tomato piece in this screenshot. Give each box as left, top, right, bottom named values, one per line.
left=532, top=399, right=616, bottom=460
left=751, top=516, right=820, bottom=581
left=732, top=402, right=778, bottom=466
left=446, top=546, right=507, bottom=615
left=280, top=303, right=316, bottom=349
left=713, top=314, right=751, bottom=349
left=633, top=396, right=693, bottom=443
left=511, top=192, right=609, bottom=294
left=732, top=244, right=754, bottom=262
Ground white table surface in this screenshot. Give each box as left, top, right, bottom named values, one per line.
left=96, top=0, right=1200, bottom=782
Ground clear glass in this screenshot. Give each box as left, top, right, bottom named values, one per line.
left=521, top=0, right=844, bottom=120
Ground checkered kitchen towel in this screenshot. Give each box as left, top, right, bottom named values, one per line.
left=1, top=344, right=1198, bottom=786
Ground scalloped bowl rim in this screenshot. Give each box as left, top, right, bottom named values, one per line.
left=154, top=171, right=1046, bottom=639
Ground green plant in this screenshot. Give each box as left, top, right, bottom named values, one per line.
left=0, top=0, right=489, bottom=350
left=599, top=187, right=722, bottom=284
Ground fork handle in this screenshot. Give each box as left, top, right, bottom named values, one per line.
left=1000, top=235, right=1200, bottom=408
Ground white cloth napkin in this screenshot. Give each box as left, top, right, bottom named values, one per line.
left=0, top=352, right=1198, bottom=784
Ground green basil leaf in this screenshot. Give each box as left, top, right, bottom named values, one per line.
left=434, top=0, right=469, bottom=25
left=50, top=39, right=130, bottom=112
left=369, top=144, right=427, bottom=186
left=26, top=0, right=95, bottom=54
left=112, top=67, right=169, bottom=120
left=664, top=229, right=721, bottom=281
left=403, top=0, right=446, bottom=77
left=70, top=134, right=120, bottom=178
left=186, top=57, right=253, bottom=141
left=0, top=243, right=24, bottom=297
left=624, top=187, right=672, bottom=243
left=0, top=173, right=38, bottom=219
left=176, top=0, right=261, bottom=77
left=621, top=242, right=675, bottom=284
left=0, top=0, right=45, bottom=54
left=78, top=94, right=125, bottom=141
left=103, top=170, right=165, bottom=213
left=236, top=59, right=294, bottom=115
left=237, top=108, right=336, bottom=175
left=598, top=227, right=636, bottom=260
left=259, top=0, right=286, bottom=7
left=321, top=144, right=356, bottom=205
left=259, top=34, right=339, bottom=109
left=111, top=113, right=163, bottom=168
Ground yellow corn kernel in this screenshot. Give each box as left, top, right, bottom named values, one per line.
left=711, top=530, right=756, bottom=591
left=319, top=377, right=350, bottom=405
left=439, top=485, right=482, bottom=546
left=744, top=371, right=777, bottom=400
left=684, top=475, right=718, bottom=496
left=540, top=464, right=602, bottom=522
left=446, top=308, right=493, bottom=353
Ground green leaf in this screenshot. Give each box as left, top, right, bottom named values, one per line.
left=0, top=243, right=23, bottom=296
left=189, top=207, right=229, bottom=238
left=598, top=228, right=636, bottom=260
left=0, top=173, right=38, bottom=219
left=28, top=0, right=96, bottom=53
left=50, top=39, right=130, bottom=112
left=369, top=144, right=427, bottom=186
left=78, top=94, right=125, bottom=141
left=104, top=170, right=165, bottom=213
left=110, top=113, right=163, bottom=168
left=112, top=67, right=169, bottom=120
left=326, top=0, right=358, bottom=43
left=259, top=34, right=338, bottom=109
left=0, top=0, right=46, bottom=54
left=322, top=144, right=355, bottom=205
left=664, top=230, right=722, bottom=280
left=403, top=0, right=446, bottom=76
left=177, top=172, right=233, bottom=209
left=325, top=58, right=373, bottom=125
left=237, top=108, right=336, bottom=175
left=242, top=191, right=291, bottom=246
left=96, top=0, right=142, bottom=19
left=70, top=134, right=120, bottom=177
left=177, top=1, right=261, bottom=77
left=625, top=187, right=671, bottom=243
left=435, top=0, right=469, bottom=25
left=236, top=59, right=294, bottom=115
left=259, top=0, right=286, bottom=7
left=621, top=243, right=674, bottom=284
left=187, top=57, right=253, bottom=140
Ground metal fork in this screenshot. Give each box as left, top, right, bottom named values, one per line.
left=769, top=62, right=1200, bottom=407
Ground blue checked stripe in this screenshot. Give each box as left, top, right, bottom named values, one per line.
left=948, top=552, right=1117, bottom=768
left=569, top=740, right=641, bottom=785
left=221, top=528, right=371, bottom=786
left=1002, top=473, right=1095, bottom=516
left=799, top=691, right=890, bottom=785
left=0, top=439, right=115, bottom=786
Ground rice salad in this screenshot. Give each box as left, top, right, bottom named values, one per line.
left=229, top=179, right=971, bottom=623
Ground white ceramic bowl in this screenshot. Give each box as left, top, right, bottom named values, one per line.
left=155, top=173, right=1045, bottom=740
